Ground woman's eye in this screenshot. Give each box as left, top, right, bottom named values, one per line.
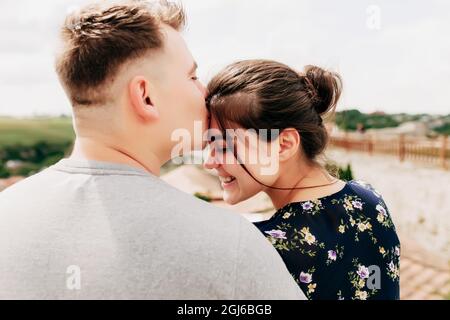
left=191, top=76, right=198, bottom=81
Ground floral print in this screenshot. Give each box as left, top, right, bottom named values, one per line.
left=299, top=271, right=313, bottom=284
left=325, top=245, right=344, bottom=266
left=254, top=180, right=400, bottom=300
left=264, top=229, right=287, bottom=239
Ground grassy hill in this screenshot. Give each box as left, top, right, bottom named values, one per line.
left=0, top=117, right=75, bottom=177
left=0, top=117, right=75, bottom=147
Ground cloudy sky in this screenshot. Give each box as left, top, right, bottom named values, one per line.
left=0, top=0, right=449, bottom=117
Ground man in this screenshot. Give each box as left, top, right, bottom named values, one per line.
left=0, top=0, right=305, bottom=299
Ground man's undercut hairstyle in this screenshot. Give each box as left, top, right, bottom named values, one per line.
left=55, top=0, right=186, bottom=107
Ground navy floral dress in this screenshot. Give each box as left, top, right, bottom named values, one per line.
left=254, top=180, right=400, bottom=300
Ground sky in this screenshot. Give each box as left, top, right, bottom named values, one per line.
left=0, top=0, right=449, bottom=117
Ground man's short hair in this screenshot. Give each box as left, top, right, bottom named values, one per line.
left=55, top=0, right=185, bottom=106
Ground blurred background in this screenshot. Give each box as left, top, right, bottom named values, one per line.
left=0, top=0, right=449, bottom=299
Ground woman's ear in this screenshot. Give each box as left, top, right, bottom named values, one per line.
left=129, top=76, right=159, bottom=122
left=278, top=128, right=301, bottom=162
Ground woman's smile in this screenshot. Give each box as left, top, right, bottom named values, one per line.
left=218, top=174, right=237, bottom=189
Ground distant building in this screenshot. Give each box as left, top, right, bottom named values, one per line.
left=356, top=123, right=366, bottom=133
left=5, top=160, right=25, bottom=170
left=367, top=121, right=428, bottom=136
left=369, top=111, right=386, bottom=116
left=428, top=119, right=445, bottom=129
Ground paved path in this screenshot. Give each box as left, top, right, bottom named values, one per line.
left=399, top=236, right=449, bottom=299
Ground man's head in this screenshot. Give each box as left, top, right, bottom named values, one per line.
left=56, top=0, right=208, bottom=165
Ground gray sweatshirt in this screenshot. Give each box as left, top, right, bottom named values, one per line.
left=0, top=159, right=306, bottom=300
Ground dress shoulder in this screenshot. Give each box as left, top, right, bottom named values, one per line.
left=347, top=180, right=382, bottom=198
left=345, top=180, right=388, bottom=208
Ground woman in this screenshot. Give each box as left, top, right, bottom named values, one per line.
left=203, top=60, right=400, bottom=300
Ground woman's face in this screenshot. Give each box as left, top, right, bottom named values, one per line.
left=203, top=118, right=280, bottom=205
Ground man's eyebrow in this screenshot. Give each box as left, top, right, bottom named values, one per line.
left=189, top=61, right=198, bottom=74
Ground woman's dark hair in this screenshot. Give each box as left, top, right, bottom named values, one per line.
left=206, top=59, right=342, bottom=162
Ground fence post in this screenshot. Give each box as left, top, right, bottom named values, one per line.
left=399, top=134, right=405, bottom=162
left=344, top=131, right=350, bottom=152
left=368, top=135, right=373, bottom=156
left=440, top=135, right=448, bottom=170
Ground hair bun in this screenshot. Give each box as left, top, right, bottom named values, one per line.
left=304, top=65, right=342, bottom=115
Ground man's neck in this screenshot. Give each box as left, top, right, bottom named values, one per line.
left=70, top=137, right=161, bottom=176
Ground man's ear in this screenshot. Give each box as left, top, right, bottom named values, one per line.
left=278, top=128, right=301, bottom=162
left=129, top=76, right=159, bottom=121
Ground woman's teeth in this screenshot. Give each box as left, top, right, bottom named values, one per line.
left=220, top=176, right=236, bottom=183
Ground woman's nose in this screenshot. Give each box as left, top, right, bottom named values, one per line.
left=203, top=147, right=219, bottom=170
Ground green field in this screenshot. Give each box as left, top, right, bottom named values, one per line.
left=0, top=117, right=75, bottom=177
left=0, top=117, right=75, bottom=147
